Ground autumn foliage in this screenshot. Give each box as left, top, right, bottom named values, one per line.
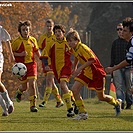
left=0, top=2, right=78, bottom=99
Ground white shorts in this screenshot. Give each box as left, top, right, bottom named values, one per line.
left=0, top=53, right=4, bottom=72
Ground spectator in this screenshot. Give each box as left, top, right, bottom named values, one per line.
left=110, top=22, right=132, bottom=109
left=105, top=17, right=133, bottom=109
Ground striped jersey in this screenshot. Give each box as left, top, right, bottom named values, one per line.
left=11, top=35, right=39, bottom=63
left=71, top=42, right=106, bottom=80
left=41, top=37, right=72, bottom=78
left=38, top=32, right=55, bottom=50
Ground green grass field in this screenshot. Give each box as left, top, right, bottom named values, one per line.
left=0, top=98, right=132, bottom=131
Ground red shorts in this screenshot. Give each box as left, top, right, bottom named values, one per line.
left=75, top=71, right=105, bottom=92
left=49, top=65, right=72, bottom=83
left=18, top=62, right=37, bottom=83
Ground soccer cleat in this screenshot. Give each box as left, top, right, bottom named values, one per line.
left=30, top=106, right=38, bottom=112
left=115, top=99, right=122, bottom=116
left=2, top=112, right=9, bottom=116
left=7, top=102, right=14, bottom=114
left=55, top=101, right=64, bottom=108
left=67, top=108, right=75, bottom=117
left=15, top=91, right=22, bottom=102
left=39, top=101, right=46, bottom=107
left=73, top=112, right=88, bottom=120
left=72, top=103, right=79, bottom=114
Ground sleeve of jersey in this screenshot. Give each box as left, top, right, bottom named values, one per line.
left=40, top=42, right=51, bottom=59
left=33, top=38, right=39, bottom=51
left=82, top=46, right=96, bottom=61
left=2, top=28, right=11, bottom=41
left=38, top=35, right=43, bottom=50
left=40, top=43, right=51, bottom=66
left=11, top=40, right=18, bottom=52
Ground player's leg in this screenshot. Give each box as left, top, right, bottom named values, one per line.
left=60, top=80, right=75, bottom=117
left=28, top=78, right=38, bottom=112
left=97, top=90, right=122, bottom=116
left=113, top=69, right=125, bottom=109
left=39, top=73, right=53, bottom=107
left=0, top=94, right=8, bottom=116
left=52, top=81, right=64, bottom=108
left=0, top=66, right=14, bottom=114
left=124, top=68, right=133, bottom=109
left=69, top=90, right=78, bottom=114
left=71, top=81, right=88, bottom=120
left=15, top=82, right=27, bottom=102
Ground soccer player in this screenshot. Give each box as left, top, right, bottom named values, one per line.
left=11, top=20, right=41, bottom=112
left=38, top=19, right=64, bottom=108
left=40, top=24, right=78, bottom=117
left=0, top=25, right=15, bottom=116
left=66, top=29, right=122, bottom=120
left=106, top=17, right=133, bottom=95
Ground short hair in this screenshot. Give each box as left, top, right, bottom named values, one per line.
left=122, top=17, right=133, bottom=32
left=46, top=19, right=54, bottom=26
left=117, top=23, right=123, bottom=27
left=18, top=20, right=31, bottom=33
left=66, top=28, right=81, bottom=42
left=53, top=24, right=65, bottom=34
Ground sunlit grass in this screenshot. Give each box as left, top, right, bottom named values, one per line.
left=0, top=98, right=132, bottom=131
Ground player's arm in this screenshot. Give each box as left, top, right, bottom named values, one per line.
left=72, top=59, right=95, bottom=77
left=2, top=28, right=15, bottom=62
left=105, top=60, right=129, bottom=74
left=35, top=49, right=41, bottom=59
left=5, top=41, right=15, bottom=62
left=13, top=51, right=27, bottom=57
left=40, top=41, right=52, bottom=71
left=72, top=57, right=79, bottom=73
left=105, top=43, right=133, bottom=74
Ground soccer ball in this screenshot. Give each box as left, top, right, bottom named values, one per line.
left=12, top=63, right=27, bottom=78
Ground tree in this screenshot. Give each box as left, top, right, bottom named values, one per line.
left=0, top=2, right=79, bottom=99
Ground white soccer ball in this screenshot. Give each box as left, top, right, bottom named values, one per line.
left=12, top=63, right=27, bottom=78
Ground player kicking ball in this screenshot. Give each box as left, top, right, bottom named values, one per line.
left=66, top=29, right=122, bottom=120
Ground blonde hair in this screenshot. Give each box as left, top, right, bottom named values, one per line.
left=66, top=28, right=81, bottom=42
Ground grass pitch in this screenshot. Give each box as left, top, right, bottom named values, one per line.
left=0, top=98, right=132, bottom=131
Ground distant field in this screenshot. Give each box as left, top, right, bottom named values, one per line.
left=0, top=98, right=132, bottom=132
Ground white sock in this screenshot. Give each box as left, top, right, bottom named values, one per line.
left=0, top=90, right=12, bottom=105
left=0, top=95, right=7, bottom=112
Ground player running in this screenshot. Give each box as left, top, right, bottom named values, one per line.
left=66, top=29, right=122, bottom=120
left=40, top=24, right=78, bottom=117
left=38, top=19, right=64, bottom=108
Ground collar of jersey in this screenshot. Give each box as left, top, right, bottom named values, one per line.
left=74, top=42, right=81, bottom=52
left=55, top=37, right=66, bottom=44
left=46, top=31, right=54, bottom=38
left=19, top=35, right=31, bottom=40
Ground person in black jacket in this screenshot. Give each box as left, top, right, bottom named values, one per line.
left=110, top=22, right=131, bottom=109
left=106, top=17, right=133, bottom=109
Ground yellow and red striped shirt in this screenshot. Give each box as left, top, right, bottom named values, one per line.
left=41, top=37, right=72, bottom=80
left=71, top=42, right=106, bottom=80
left=11, top=35, right=39, bottom=64
left=38, top=32, right=55, bottom=50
